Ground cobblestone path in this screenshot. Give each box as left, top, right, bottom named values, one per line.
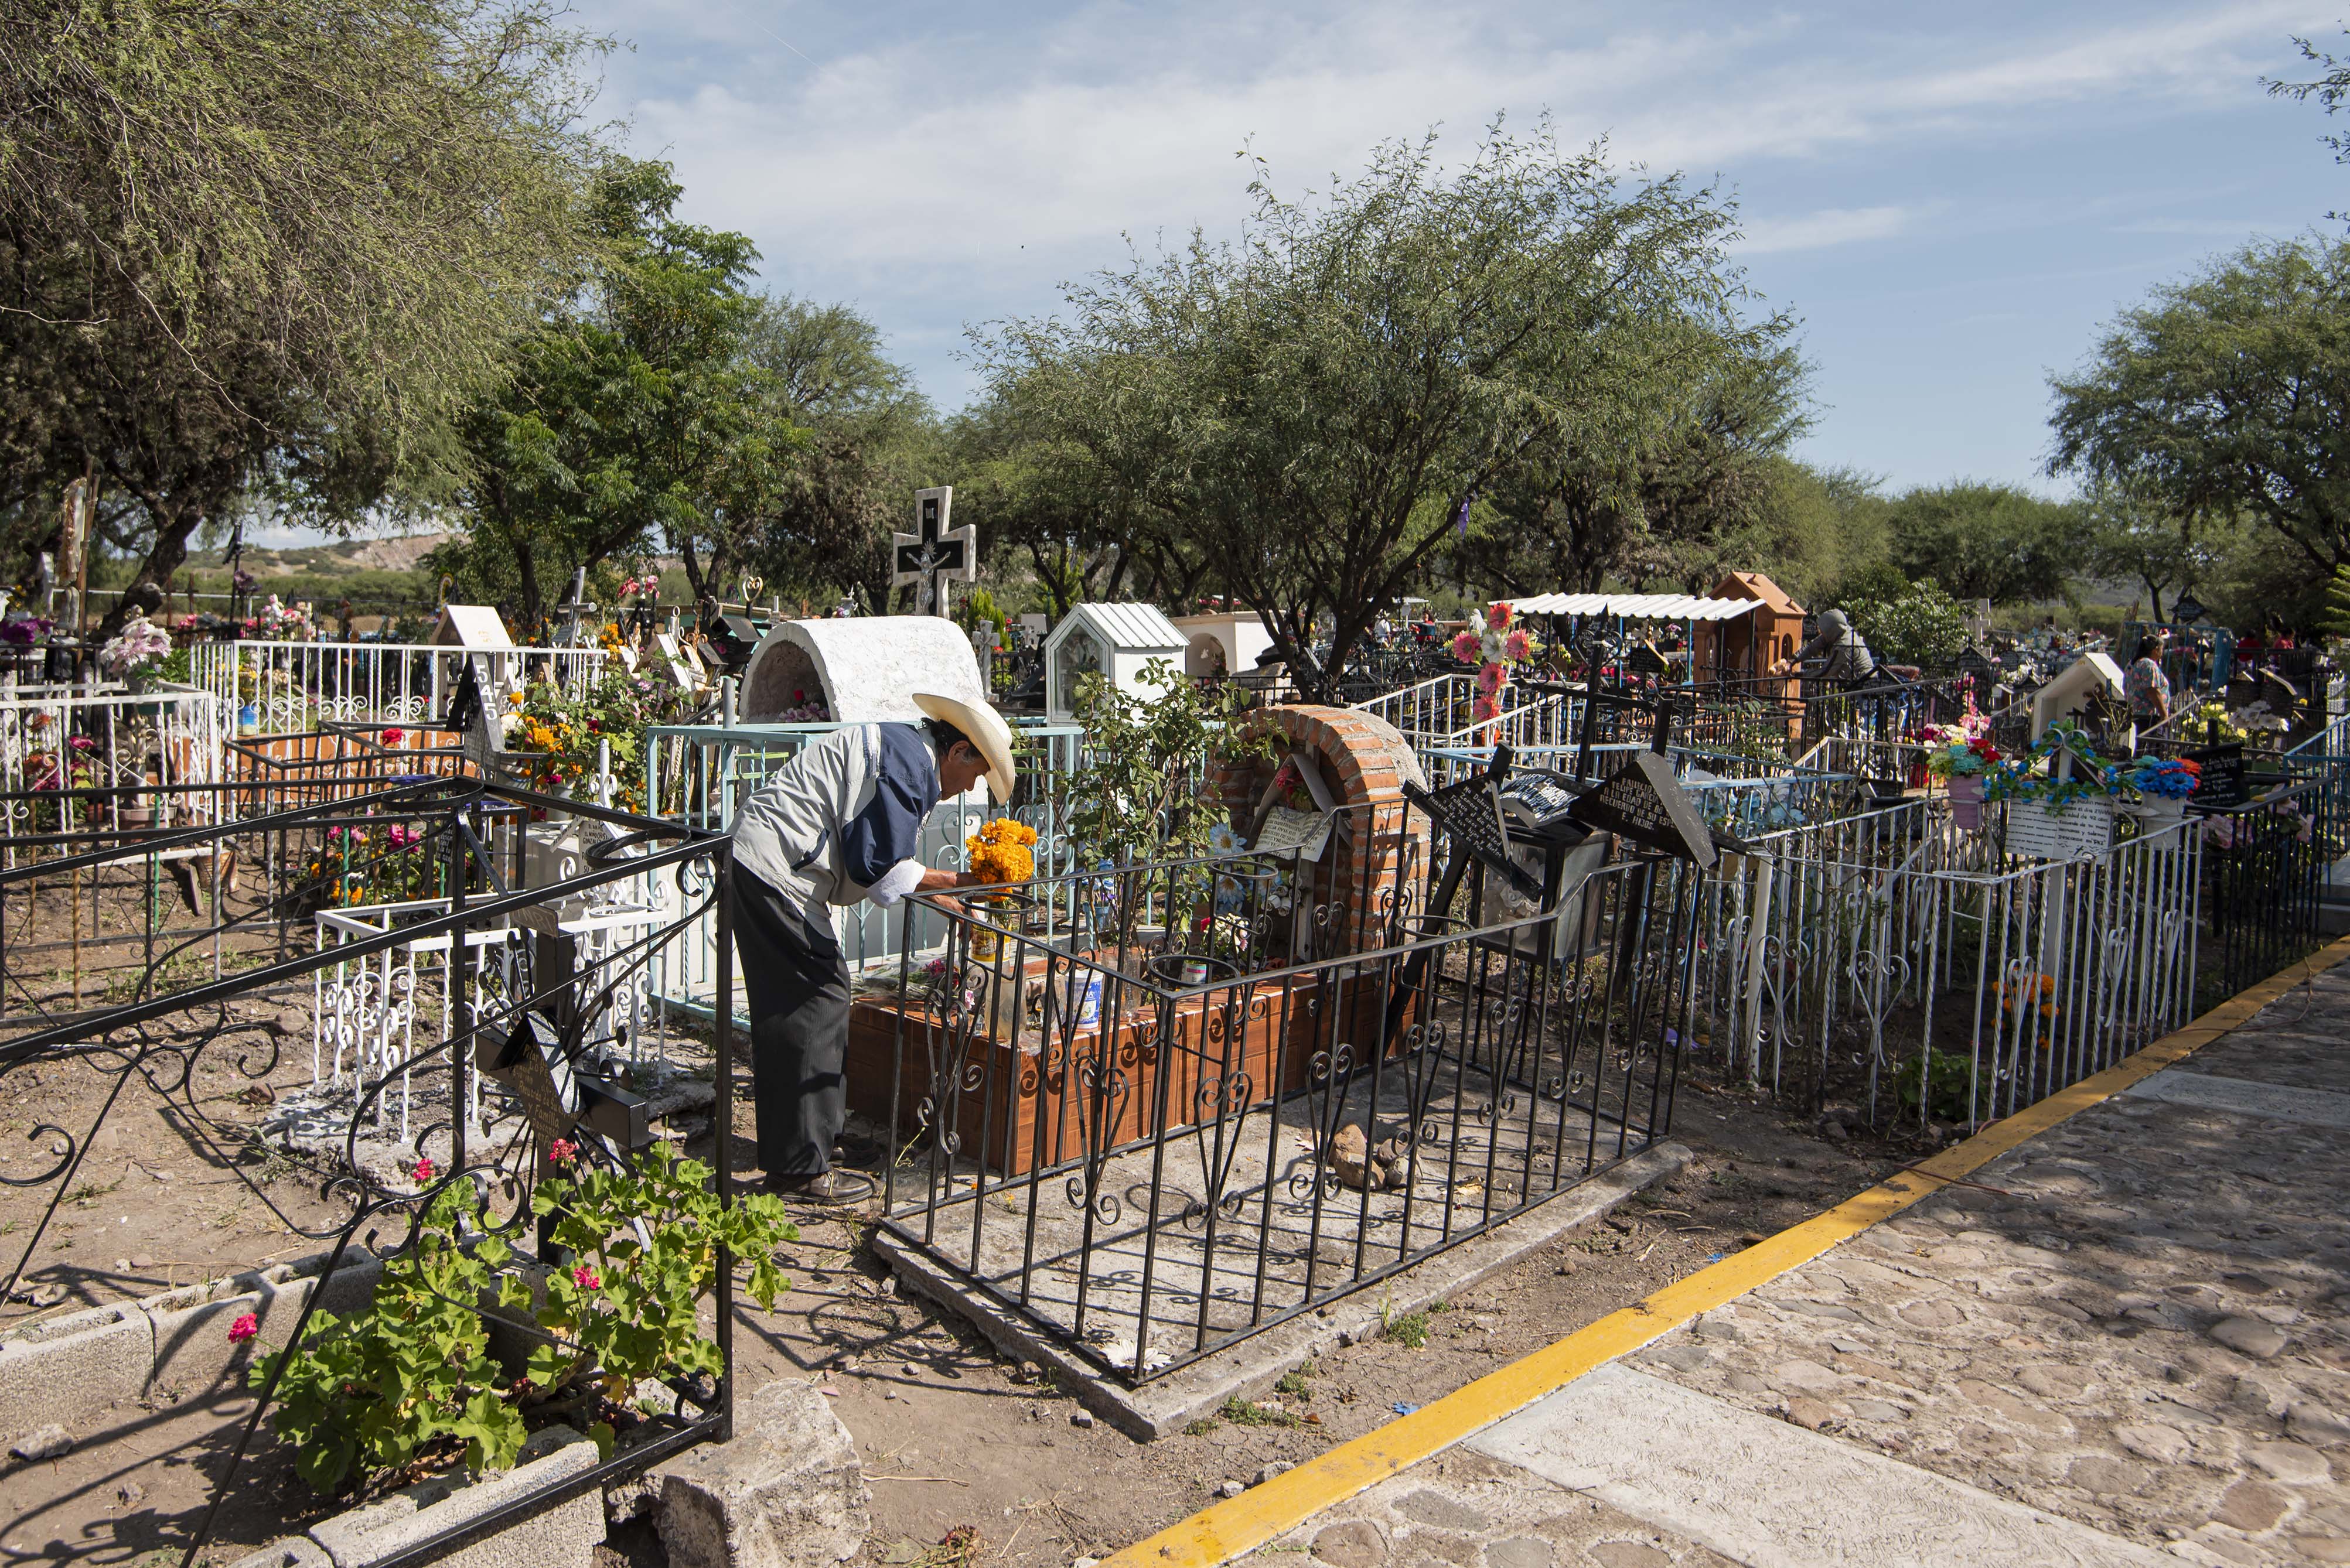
left=1243, top=958, right=2350, bottom=1567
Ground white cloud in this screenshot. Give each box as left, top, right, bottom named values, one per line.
left=1738, top=204, right=1915, bottom=254
left=574, top=0, right=2339, bottom=422
left=609, top=0, right=2325, bottom=278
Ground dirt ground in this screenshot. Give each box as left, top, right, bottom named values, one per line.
left=0, top=1002, right=1919, bottom=1568
left=0, top=849, right=1929, bottom=1567
left=708, top=1063, right=1918, bottom=1568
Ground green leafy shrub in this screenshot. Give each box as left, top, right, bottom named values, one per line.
left=1895, top=1049, right=1975, bottom=1124
left=253, top=1145, right=796, bottom=1496
left=251, top=1182, right=533, bottom=1494
left=1063, top=657, right=1263, bottom=869
left=529, top=1142, right=796, bottom=1402
left=1839, top=579, right=1970, bottom=671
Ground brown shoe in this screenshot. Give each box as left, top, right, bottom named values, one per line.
left=765, top=1170, right=877, bottom=1205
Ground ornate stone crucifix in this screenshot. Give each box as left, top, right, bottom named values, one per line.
left=892, top=486, right=977, bottom=616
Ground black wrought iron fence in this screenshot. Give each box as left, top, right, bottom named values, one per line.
left=869, top=807, right=1691, bottom=1383
left=0, top=778, right=746, bottom=1566
left=2203, top=776, right=2330, bottom=1006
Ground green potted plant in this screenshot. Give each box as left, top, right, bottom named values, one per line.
left=1060, top=657, right=1270, bottom=957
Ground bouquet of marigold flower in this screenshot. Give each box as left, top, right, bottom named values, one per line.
left=965, top=817, right=1037, bottom=884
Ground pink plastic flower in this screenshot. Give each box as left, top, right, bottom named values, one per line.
left=326, top=826, right=343, bottom=841
left=1486, top=602, right=1513, bottom=631
left=572, top=1264, right=601, bottom=1290
left=1476, top=661, right=1506, bottom=694
left=1503, top=630, right=1531, bottom=662
left=67, top=736, right=95, bottom=753
left=380, top=727, right=404, bottom=746
left=411, top=1156, right=436, bottom=1184
left=548, top=1138, right=578, bottom=1164
left=1471, top=694, right=1499, bottom=723
left=228, top=1311, right=259, bottom=1344
left=1450, top=631, right=1481, bottom=663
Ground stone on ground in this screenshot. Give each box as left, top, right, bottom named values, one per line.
left=654, top=1379, right=870, bottom=1568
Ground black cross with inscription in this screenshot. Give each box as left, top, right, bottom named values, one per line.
left=892, top=486, right=975, bottom=616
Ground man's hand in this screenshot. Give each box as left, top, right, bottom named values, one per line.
left=918, top=866, right=979, bottom=910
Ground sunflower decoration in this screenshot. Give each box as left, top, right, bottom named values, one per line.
left=964, top=818, right=1038, bottom=886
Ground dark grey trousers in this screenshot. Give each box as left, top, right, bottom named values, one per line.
left=730, top=862, right=850, bottom=1177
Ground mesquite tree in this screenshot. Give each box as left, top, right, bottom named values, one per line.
left=972, top=123, right=1781, bottom=699
left=0, top=0, right=606, bottom=633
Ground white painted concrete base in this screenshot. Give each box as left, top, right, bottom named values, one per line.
left=2121, top=1067, right=2350, bottom=1129
left=1465, top=1365, right=2174, bottom=1568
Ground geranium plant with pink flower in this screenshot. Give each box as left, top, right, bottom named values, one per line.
left=251, top=1142, right=797, bottom=1496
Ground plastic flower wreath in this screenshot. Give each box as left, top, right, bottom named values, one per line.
left=2108, top=756, right=2200, bottom=801
left=241, top=595, right=312, bottom=641
left=1980, top=725, right=2126, bottom=811
left=1453, top=602, right=1541, bottom=723
left=98, top=614, right=172, bottom=679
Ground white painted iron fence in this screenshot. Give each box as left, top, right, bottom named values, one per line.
left=1677, top=800, right=2201, bottom=1130
left=0, top=681, right=230, bottom=869
left=190, top=640, right=605, bottom=728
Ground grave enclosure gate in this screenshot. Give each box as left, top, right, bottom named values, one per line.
left=0, top=774, right=746, bottom=1566
left=864, top=780, right=1699, bottom=1386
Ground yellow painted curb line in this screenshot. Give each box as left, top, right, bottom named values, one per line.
left=1106, top=932, right=2350, bottom=1568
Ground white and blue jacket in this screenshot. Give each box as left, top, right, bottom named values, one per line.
left=731, top=723, right=942, bottom=932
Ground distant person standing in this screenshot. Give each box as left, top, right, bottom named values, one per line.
left=2126, top=634, right=2172, bottom=726
left=1772, top=609, right=1877, bottom=689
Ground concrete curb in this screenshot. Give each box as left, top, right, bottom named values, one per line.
left=230, top=1426, right=605, bottom=1568
left=874, top=1140, right=1696, bottom=1440
left=0, top=1245, right=377, bottom=1450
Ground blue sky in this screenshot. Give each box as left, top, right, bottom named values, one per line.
left=574, top=0, right=2341, bottom=496
left=292, top=1, right=2339, bottom=548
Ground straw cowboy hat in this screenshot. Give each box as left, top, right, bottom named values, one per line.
left=912, top=691, right=1018, bottom=805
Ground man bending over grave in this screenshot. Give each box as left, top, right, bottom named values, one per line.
left=729, top=692, right=1018, bottom=1203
